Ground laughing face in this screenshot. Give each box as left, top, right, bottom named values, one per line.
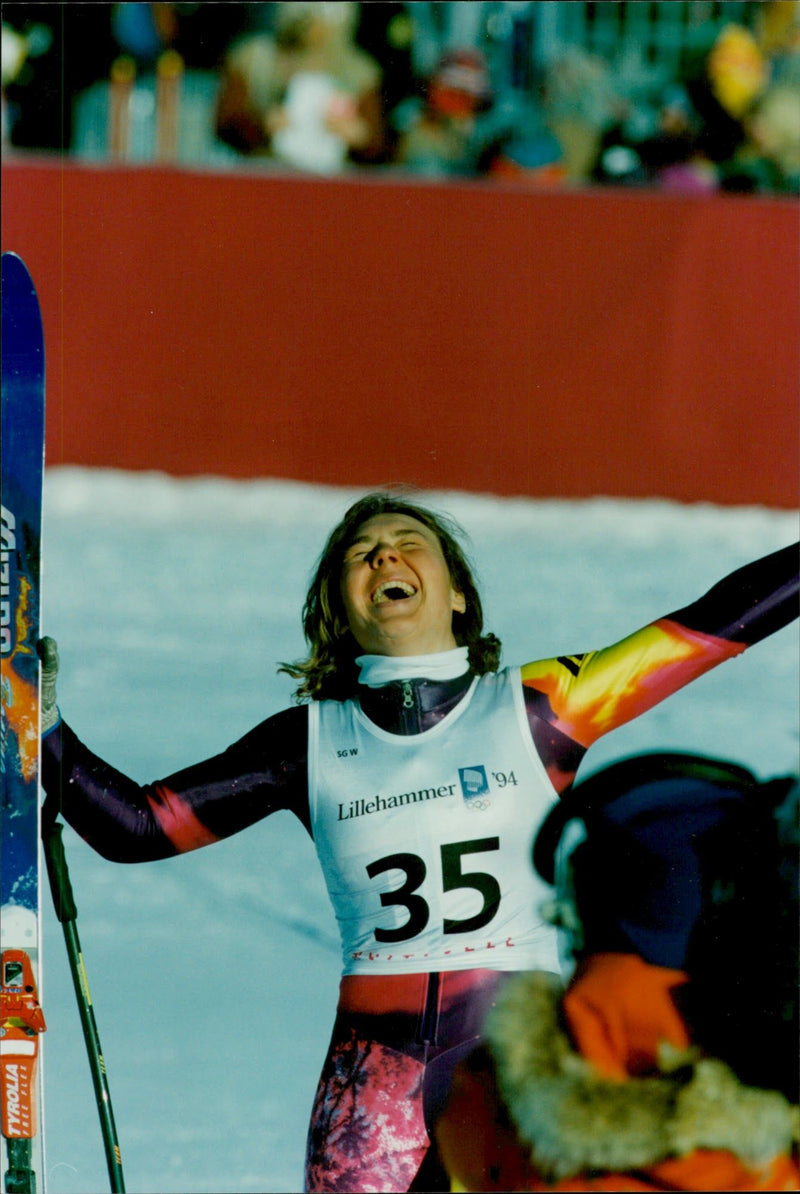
left=339, top=513, right=467, bottom=656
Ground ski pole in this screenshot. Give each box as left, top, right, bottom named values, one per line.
left=41, top=807, right=126, bottom=1193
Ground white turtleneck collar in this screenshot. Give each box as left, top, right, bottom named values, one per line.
left=356, top=647, right=470, bottom=688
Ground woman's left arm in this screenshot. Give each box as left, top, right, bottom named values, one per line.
left=665, top=541, right=798, bottom=646
left=521, top=543, right=798, bottom=750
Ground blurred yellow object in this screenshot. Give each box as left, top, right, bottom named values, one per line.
left=157, top=49, right=184, bottom=81
left=110, top=55, right=136, bottom=86
left=708, top=25, right=769, bottom=118
left=2, top=23, right=28, bottom=85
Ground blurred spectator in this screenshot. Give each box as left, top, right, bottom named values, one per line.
left=436, top=752, right=800, bottom=1191
left=2, top=20, right=31, bottom=146
left=592, top=80, right=717, bottom=193
left=719, top=2, right=800, bottom=193
left=486, top=130, right=568, bottom=188
left=680, top=23, right=770, bottom=185
left=4, top=1, right=798, bottom=195
left=2, top=3, right=250, bottom=156
left=728, top=81, right=800, bottom=192
left=70, top=3, right=255, bottom=165
left=541, top=46, right=626, bottom=184
left=2, top=3, right=118, bottom=152
left=215, top=1, right=387, bottom=173
left=395, top=48, right=495, bottom=178
left=352, top=2, right=416, bottom=155
left=588, top=8, right=800, bottom=194
left=110, top=3, right=251, bottom=72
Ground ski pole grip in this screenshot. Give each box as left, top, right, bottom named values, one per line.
left=43, top=821, right=78, bottom=924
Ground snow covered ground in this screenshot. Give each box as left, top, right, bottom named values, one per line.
left=38, top=467, right=797, bottom=1193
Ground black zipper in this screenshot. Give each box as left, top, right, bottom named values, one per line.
left=419, top=971, right=440, bottom=1046
left=400, top=680, right=419, bottom=734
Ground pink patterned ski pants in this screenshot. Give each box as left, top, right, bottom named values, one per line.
left=304, top=969, right=510, bottom=1193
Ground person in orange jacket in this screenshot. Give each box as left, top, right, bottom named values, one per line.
left=436, top=752, right=799, bottom=1192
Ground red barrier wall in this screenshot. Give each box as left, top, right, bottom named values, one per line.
left=2, top=158, right=797, bottom=506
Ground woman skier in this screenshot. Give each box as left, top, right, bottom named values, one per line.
left=39, top=491, right=798, bottom=1192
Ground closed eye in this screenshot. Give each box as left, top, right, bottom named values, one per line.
left=344, top=532, right=428, bottom=564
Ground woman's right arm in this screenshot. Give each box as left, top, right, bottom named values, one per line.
left=41, top=705, right=310, bottom=863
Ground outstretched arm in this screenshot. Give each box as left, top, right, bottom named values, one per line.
left=666, top=541, right=798, bottom=646
left=41, top=704, right=310, bottom=863
left=522, top=542, right=798, bottom=759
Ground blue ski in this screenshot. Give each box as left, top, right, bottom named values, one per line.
left=1, top=252, right=47, bottom=1194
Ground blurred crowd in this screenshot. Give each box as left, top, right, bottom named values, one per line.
left=2, top=1, right=799, bottom=195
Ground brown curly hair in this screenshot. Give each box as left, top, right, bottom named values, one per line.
left=279, top=491, right=502, bottom=701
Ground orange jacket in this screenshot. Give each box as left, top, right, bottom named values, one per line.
left=437, top=955, right=799, bottom=1192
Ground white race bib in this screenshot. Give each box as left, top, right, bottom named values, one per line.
left=309, top=669, right=562, bottom=976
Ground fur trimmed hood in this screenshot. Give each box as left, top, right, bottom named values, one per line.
left=484, top=971, right=800, bottom=1183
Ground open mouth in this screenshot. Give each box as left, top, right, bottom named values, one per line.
left=371, top=580, right=417, bottom=606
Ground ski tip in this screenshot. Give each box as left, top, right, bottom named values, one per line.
left=2, top=251, right=36, bottom=290
left=1, top=252, right=43, bottom=352
left=2, top=253, right=39, bottom=318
